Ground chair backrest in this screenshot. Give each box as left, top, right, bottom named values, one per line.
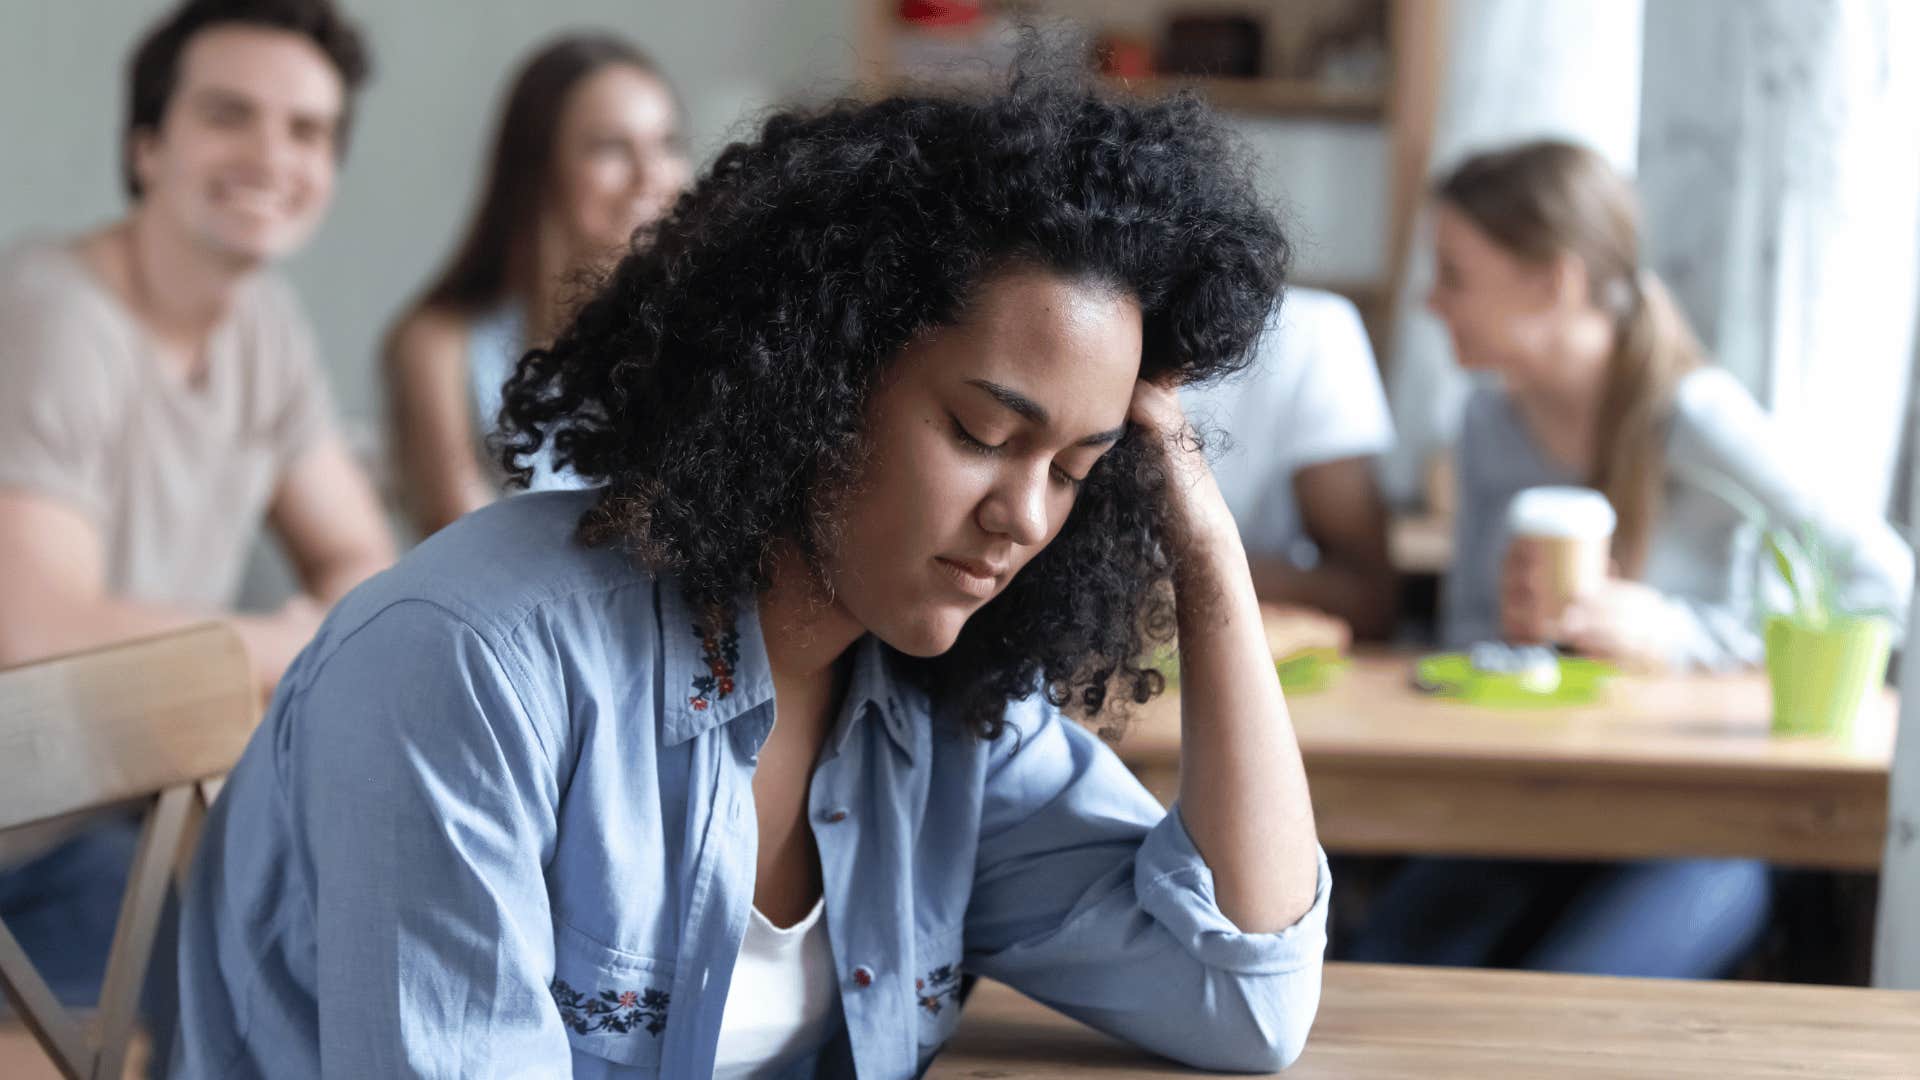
left=0, top=623, right=256, bottom=1080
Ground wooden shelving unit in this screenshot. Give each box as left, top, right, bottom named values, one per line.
left=1098, top=74, right=1386, bottom=122
left=856, top=1, right=1449, bottom=361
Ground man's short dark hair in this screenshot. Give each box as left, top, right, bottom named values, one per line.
left=122, top=0, right=372, bottom=199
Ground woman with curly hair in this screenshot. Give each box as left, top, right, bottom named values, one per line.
left=172, top=67, right=1328, bottom=1078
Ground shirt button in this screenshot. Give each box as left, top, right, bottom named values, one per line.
left=852, top=966, right=874, bottom=988
left=821, top=808, right=850, bottom=824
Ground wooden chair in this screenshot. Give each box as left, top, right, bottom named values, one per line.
left=0, top=624, right=256, bottom=1080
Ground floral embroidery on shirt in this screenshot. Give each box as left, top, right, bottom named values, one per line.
left=915, top=964, right=963, bottom=1015
left=688, top=623, right=741, bottom=711
left=550, top=979, right=670, bottom=1037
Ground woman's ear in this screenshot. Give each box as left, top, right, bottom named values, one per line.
left=1545, top=250, right=1592, bottom=310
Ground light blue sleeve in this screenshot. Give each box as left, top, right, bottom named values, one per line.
left=962, top=700, right=1330, bottom=1073
left=290, top=599, right=570, bottom=1077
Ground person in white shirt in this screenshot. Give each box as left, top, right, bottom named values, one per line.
left=1181, top=286, right=1399, bottom=641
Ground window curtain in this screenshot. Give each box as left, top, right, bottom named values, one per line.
left=1637, top=0, right=1920, bottom=520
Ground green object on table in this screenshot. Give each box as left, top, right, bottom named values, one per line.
left=1413, top=652, right=1616, bottom=708
left=1147, top=646, right=1348, bottom=695
left=1764, top=614, right=1891, bottom=737
left=1275, top=647, right=1348, bottom=694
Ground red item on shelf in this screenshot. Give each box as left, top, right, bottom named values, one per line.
left=899, top=1, right=984, bottom=27
left=1095, top=34, right=1155, bottom=79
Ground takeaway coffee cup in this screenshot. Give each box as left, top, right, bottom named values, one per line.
left=1505, top=486, right=1617, bottom=639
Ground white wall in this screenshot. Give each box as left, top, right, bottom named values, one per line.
left=0, top=0, right=860, bottom=431
left=1241, top=122, right=1389, bottom=287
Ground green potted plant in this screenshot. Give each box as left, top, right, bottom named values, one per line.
left=1762, top=525, right=1893, bottom=738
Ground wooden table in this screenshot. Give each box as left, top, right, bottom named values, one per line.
left=1116, top=652, right=1896, bottom=869
left=928, top=966, right=1920, bottom=1078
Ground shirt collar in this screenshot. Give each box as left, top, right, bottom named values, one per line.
left=824, top=634, right=923, bottom=765
left=656, top=583, right=922, bottom=763
left=658, top=582, right=776, bottom=747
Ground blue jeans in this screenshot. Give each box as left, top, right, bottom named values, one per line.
left=1344, top=857, right=1772, bottom=977
left=0, top=819, right=178, bottom=1070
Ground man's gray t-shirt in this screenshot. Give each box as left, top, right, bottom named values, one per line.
left=0, top=239, right=335, bottom=608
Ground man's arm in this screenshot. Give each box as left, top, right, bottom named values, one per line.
left=268, top=435, right=395, bottom=606
left=1245, top=456, right=1397, bottom=640
left=0, top=489, right=319, bottom=692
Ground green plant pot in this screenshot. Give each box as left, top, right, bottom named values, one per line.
left=1763, top=615, right=1892, bottom=738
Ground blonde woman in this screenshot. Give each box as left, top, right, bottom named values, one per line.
left=1432, top=140, right=1909, bottom=670
left=1355, top=140, right=1911, bottom=978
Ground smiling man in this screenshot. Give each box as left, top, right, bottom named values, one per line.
left=0, top=0, right=391, bottom=1029
left=0, top=0, right=391, bottom=691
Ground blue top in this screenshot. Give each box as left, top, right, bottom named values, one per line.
left=467, top=304, right=589, bottom=494
left=171, top=490, right=1332, bottom=1078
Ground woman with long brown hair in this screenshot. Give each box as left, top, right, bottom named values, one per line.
left=1432, top=139, right=1908, bottom=669
left=1349, top=139, right=1910, bottom=978
left=385, top=34, right=690, bottom=537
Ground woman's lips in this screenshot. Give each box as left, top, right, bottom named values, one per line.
left=935, top=556, right=1001, bottom=599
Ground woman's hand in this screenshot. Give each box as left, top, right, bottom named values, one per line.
left=1559, top=578, right=1676, bottom=670
left=1500, top=537, right=1673, bottom=669
left=1126, top=375, right=1189, bottom=438
left=1498, top=537, right=1561, bottom=644
left=1128, top=378, right=1236, bottom=553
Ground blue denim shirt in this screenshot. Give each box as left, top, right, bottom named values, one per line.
left=172, top=491, right=1330, bottom=1078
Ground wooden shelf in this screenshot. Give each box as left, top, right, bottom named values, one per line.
left=1099, top=74, right=1386, bottom=122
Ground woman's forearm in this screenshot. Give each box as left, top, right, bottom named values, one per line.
left=1151, top=413, right=1319, bottom=932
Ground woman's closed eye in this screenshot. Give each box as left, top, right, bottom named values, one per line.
left=951, top=415, right=1085, bottom=490
left=949, top=414, right=1005, bottom=454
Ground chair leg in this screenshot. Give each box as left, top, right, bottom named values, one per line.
left=0, top=916, right=90, bottom=1080
left=92, top=788, right=191, bottom=1080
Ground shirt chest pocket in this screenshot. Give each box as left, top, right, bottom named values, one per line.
left=550, top=924, right=676, bottom=1070
left=910, top=925, right=966, bottom=1054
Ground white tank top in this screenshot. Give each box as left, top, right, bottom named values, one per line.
left=711, top=898, right=841, bottom=1078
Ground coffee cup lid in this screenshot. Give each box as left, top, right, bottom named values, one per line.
left=1506, top=486, right=1617, bottom=539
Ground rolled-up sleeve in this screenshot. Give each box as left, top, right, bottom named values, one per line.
left=963, top=701, right=1329, bottom=1073
left=1136, top=807, right=1331, bottom=977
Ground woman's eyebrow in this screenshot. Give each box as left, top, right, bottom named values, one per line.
left=966, top=378, right=1048, bottom=424
left=965, top=378, right=1127, bottom=446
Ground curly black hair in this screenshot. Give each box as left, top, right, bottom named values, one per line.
left=498, top=65, right=1288, bottom=737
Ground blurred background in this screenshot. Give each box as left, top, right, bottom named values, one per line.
left=8, top=0, right=1914, bottom=559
